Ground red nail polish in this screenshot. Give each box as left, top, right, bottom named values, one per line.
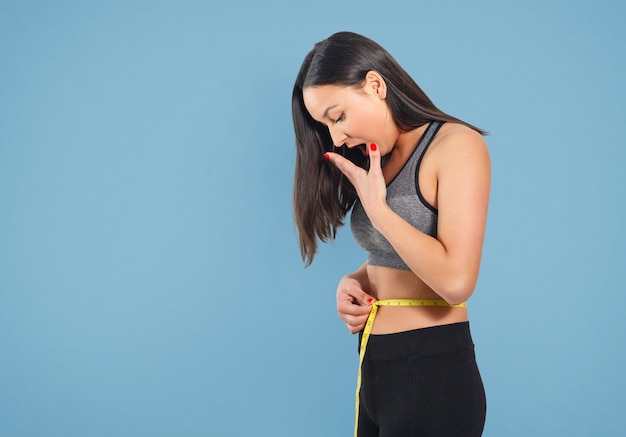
left=370, top=143, right=377, bottom=152
left=323, top=153, right=330, bottom=161
left=367, top=298, right=373, bottom=304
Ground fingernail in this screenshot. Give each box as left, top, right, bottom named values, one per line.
left=366, top=298, right=373, bottom=304
left=323, top=153, right=330, bottom=161
left=370, top=143, right=377, bottom=152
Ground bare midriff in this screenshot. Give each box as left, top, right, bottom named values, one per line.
left=366, top=264, right=468, bottom=334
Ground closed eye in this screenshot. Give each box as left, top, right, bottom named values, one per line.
left=334, top=113, right=345, bottom=123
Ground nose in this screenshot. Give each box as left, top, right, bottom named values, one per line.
left=328, top=125, right=347, bottom=148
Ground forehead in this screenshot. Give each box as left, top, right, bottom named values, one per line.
left=302, top=85, right=348, bottom=120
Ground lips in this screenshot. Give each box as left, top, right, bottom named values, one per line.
left=348, top=143, right=369, bottom=156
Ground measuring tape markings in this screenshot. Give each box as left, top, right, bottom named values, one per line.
left=353, top=299, right=467, bottom=437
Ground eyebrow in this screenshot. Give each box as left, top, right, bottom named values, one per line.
left=322, top=104, right=339, bottom=120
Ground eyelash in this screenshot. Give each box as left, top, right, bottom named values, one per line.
left=334, top=113, right=345, bottom=123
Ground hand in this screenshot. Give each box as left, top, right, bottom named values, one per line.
left=325, top=143, right=387, bottom=220
left=336, top=276, right=375, bottom=334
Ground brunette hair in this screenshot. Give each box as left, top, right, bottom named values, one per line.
left=292, top=31, right=484, bottom=265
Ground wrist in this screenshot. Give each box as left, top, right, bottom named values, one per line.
left=369, top=203, right=394, bottom=233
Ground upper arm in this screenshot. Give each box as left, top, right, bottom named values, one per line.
left=435, top=128, right=491, bottom=286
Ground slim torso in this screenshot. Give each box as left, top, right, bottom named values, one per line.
left=367, top=122, right=469, bottom=334
left=366, top=266, right=468, bottom=334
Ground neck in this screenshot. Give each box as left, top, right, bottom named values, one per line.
left=381, top=123, right=431, bottom=184
left=392, top=123, right=430, bottom=157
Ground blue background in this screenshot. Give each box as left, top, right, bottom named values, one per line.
left=1, top=1, right=624, bottom=436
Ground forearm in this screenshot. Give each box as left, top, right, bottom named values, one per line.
left=371, top=206, right=481, bottom=304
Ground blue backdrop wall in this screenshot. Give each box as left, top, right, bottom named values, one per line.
left=1, top=1, right=625, bottom=435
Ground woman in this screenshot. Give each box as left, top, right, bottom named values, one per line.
left=292, top=31, right=490, bottom=436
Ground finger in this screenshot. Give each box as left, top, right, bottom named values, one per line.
left=337, top=282, right=375, bottom=305
left=348, top=314, right=370, bottom=333
left=338, top=289, right=375, bottom=308
left=324, top=152, right=364, bottom=183
left=338, top=301, right=373, bottom=317
left=348, top=322, right=366, bottom=334
left=367, top=143, right=383, bottom=177
left=344, top=315, right=369, bottom=333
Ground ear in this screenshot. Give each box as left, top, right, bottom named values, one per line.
left=363, top=70, right=387, bottom=100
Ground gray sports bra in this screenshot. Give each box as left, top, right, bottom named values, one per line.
left=350, top=121, right=443, bottom=270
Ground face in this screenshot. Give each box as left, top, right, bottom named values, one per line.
left=302, top=77, right=398, bottom=156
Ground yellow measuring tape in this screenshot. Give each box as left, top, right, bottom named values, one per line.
left=354, top=299, right=467, bottom=437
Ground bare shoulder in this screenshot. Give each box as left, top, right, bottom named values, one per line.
left=430, top=122, right=491, bottom=171
left=434, top=122, right=489, bottom=153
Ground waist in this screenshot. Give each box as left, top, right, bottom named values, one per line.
left=366, top=264, right=439, bottom=300
left=374, top=299, right=466, bottom=308
left=369, top=299, right=468, bottom=334
left=360, top=321, right=475, bottom=360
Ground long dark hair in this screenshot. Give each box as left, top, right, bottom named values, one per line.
left=292, top=31, right=485, bottom=265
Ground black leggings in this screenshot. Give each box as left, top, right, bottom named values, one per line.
left=357, top=322, right=486, bottom=437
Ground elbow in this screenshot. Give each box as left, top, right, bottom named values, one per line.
left=437, top=276, right=477, bottom=305
left=445, top=293, right=472, bottom=306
